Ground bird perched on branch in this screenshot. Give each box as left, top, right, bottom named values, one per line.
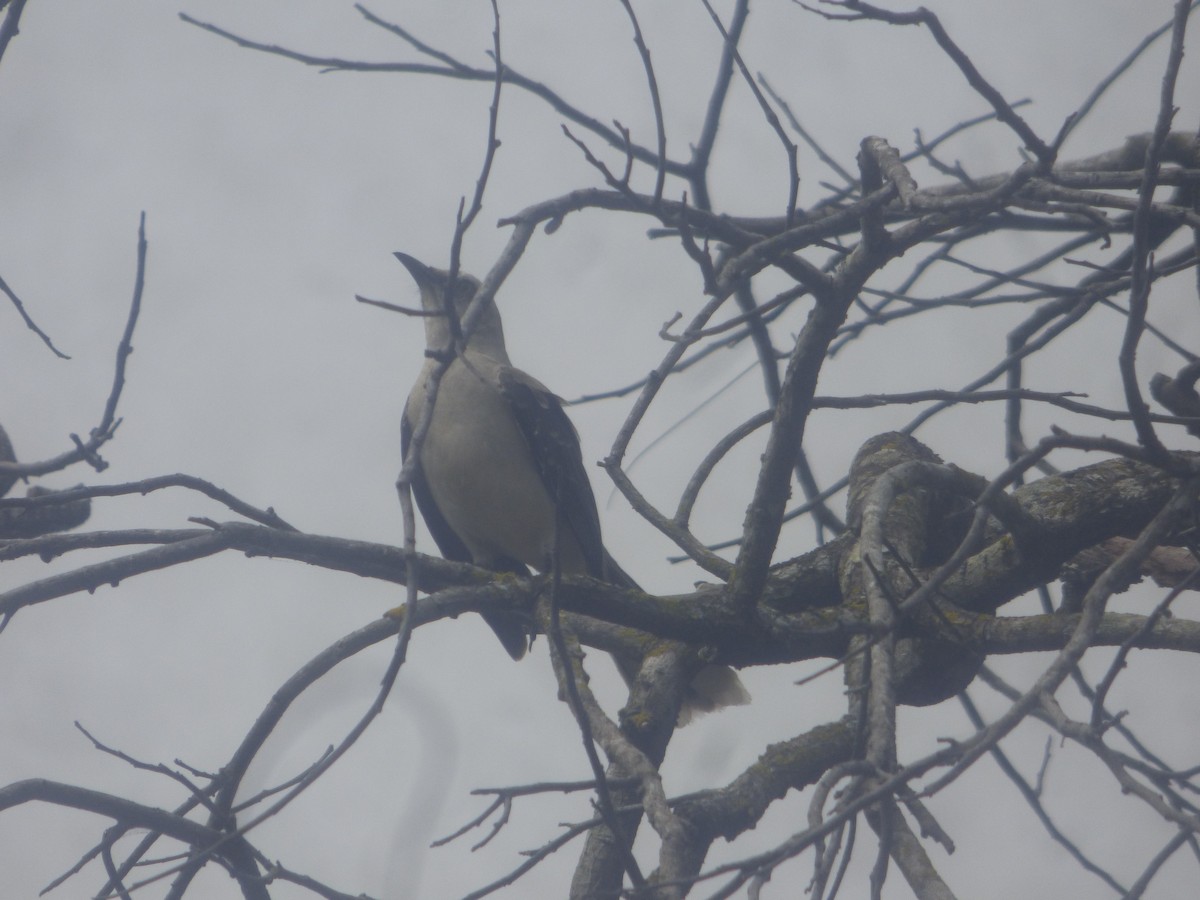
left=398, top=253, right=748, bottom=721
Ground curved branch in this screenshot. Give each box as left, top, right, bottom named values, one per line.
left=180, top=8, right=693, bottom=181
left=0, top=779, right=269, bottom=900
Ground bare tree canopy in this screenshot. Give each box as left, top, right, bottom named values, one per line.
left=2, top=1, right=1200, bottom=898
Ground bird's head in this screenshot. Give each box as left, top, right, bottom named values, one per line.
left=394, top=252, right=506, bottom=359
left=393, top=252, right=481, bottom=316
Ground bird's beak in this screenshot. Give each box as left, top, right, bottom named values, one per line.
left=393, top=252, right=433, bottom=287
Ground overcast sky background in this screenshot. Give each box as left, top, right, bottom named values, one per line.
left=2, top=2, right=1199, bottom=898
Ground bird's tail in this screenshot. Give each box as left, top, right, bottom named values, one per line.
left=484, top=610, right=533, bottom=661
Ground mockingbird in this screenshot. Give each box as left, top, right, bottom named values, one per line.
left=399, top=253, right=748, bottom=720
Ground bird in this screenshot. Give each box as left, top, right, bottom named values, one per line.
left=398, top=253, right=748, bottom=720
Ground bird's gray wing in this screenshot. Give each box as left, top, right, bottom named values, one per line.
left=496, top=366, right=613, bottom=583
left=402, top=409, right=531, bottom=659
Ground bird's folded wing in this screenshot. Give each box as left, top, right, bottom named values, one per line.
left=496, top=365, right=609, bottom=581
